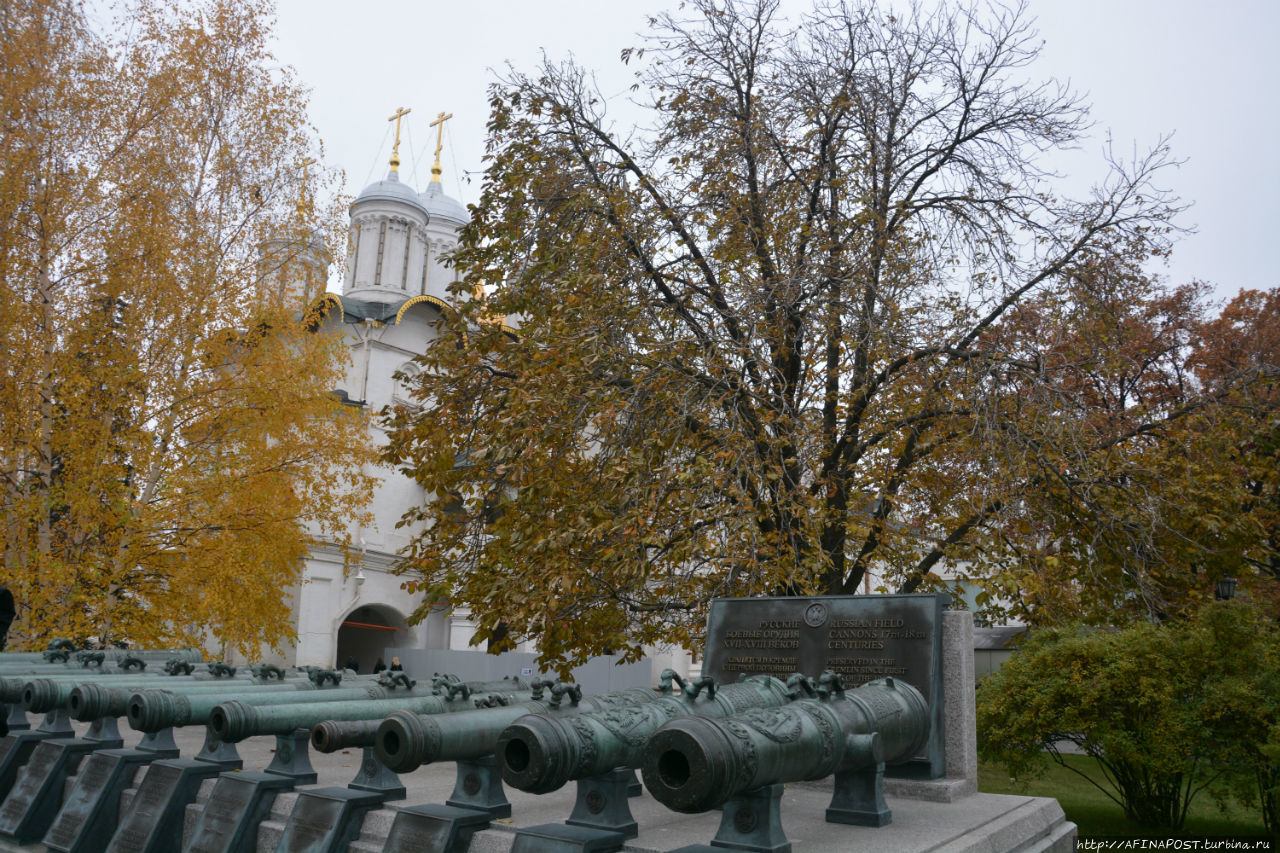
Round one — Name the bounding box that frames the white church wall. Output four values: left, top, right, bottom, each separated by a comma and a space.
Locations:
422, 234, 460, 302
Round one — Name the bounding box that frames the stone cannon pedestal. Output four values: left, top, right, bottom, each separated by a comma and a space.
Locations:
462, 787, 1074, 853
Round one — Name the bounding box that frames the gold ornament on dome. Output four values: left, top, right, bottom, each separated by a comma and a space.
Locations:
387, 106, 411, 173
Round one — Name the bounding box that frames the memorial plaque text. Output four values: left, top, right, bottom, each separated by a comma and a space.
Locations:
702, 594, 949, 778
186, 776, 256, 853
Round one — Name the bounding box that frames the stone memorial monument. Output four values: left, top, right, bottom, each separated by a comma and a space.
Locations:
703, 592, 950, 781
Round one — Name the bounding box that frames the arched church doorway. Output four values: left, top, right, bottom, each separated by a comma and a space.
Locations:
335, 604, 408, 673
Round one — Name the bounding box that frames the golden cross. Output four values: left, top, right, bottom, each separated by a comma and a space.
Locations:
387, 106, 411, 173
429, 110, 453, 183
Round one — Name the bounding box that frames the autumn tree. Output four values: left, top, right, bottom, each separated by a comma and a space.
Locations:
384, 0, 1185, 669
0, 0, 375, 654
1189, 288, 1279, 610
966, 275, 1280, 627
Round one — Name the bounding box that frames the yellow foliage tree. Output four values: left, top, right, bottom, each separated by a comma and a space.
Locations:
0, 0, 375, 654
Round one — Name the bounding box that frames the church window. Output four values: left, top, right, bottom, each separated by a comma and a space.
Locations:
374, 221, 387, 286
392, 362, 422, 408
401, 230, 412, 290
420, 245, 429, 295
349, 225, 361, 287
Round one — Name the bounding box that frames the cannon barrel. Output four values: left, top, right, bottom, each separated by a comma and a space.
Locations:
1, 672, 139, 704
375, 686, 663, 774
0, 663, 150, 679
0, 668, 202, 703
69, 678, 341, 722
310, 719, 381, 753
428, 674, 528, 694
497, 675, 795, 794
309, 681, 535, 753
0, 659, 269, 705
0, 648, 202, 667
210, 690, 526, 743
21, 672, 259, 714
22, 665, 314, 713
0, 646, 84, 663
127, 680, 435, 733
641, 676, 929, 813
0, 650, 202, 679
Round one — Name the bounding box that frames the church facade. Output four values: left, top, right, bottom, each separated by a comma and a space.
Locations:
280, 138, 498, 671
254, 119, 692, 687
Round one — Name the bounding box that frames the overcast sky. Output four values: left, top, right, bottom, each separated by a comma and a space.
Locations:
272, 0, 1279, 305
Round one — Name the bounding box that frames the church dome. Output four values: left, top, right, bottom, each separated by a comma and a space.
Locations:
419, 181, 469, 227
353, 170, 427, 215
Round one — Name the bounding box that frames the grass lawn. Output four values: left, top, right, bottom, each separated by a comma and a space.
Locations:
978, 754, 1271, 839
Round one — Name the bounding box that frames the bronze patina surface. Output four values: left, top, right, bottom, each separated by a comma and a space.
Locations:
702, 593, 949, 778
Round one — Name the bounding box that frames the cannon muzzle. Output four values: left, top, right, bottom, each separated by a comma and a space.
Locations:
497, 713, 570, 794
68, 683, 130, 721
374, 698, 545, 773
310, 719, 380, 753
127, 690, 191, 732
22, 679, 67, 713
374, 709, 439, 773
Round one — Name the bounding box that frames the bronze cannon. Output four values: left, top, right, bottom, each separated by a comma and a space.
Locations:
642, 674, 929, 828
496, 672, 797, 794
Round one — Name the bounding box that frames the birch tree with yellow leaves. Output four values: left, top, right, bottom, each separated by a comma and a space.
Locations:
0, 0, 374, 654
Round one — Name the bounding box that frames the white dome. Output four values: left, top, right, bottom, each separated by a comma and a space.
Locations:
354, 170, 427, 215
419, 182, 468, 227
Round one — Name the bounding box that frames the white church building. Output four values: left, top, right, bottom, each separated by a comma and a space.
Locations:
270, 116, 490, 672
271, 114, 690, 687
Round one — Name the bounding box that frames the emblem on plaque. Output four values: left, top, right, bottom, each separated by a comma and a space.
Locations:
804, 602, 828, 628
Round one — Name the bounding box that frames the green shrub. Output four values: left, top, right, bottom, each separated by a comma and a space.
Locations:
977, 602, 1277, 832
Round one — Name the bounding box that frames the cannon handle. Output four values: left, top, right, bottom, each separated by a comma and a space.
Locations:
546, 681, 582, 710
430, 673, 462, 692
659, 669, 723, 702
684, 675, 716, 701
43, 640, 77, 662
307, 668, 343, 687
657, 669, 684, 695
164, 659, 195, 676
817, 670, 846, 699
785, 673, 818, 699
251, 663, 286, 681
378, 671, 416, 690
529, 678, 558, 701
